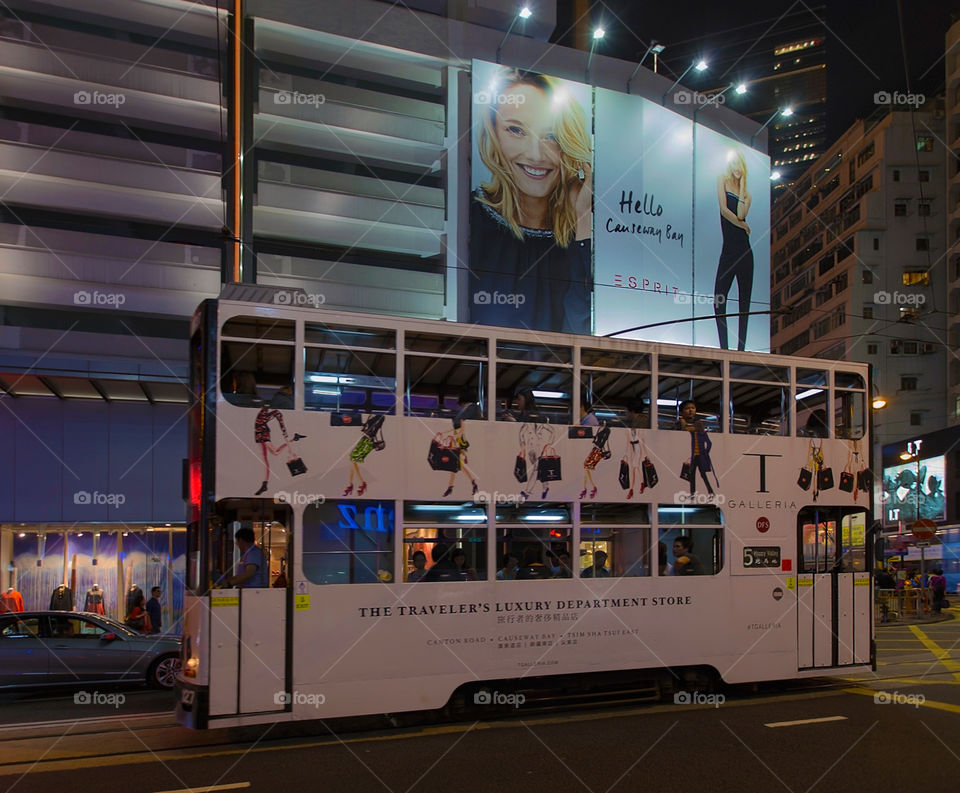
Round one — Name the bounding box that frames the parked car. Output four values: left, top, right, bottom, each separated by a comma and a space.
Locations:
0, 611, 181, 690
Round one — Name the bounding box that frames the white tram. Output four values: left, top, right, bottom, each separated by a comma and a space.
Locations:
176, 296, 874, 729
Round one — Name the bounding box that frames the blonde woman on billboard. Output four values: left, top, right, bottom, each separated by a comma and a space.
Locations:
714, 149, 754, 350
470, 67, 592, 334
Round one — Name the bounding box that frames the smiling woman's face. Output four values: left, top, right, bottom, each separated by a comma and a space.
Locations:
492, 83, 562, 201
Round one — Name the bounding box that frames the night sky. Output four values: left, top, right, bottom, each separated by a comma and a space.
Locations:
554, 0, 960, 141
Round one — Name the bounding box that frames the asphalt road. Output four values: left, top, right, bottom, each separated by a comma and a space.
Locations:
1, 615, 957, 793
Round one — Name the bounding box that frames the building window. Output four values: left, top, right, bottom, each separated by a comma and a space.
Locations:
862, 270, 873, 284
894, 200, 908, 217
900, 376, 918, 391
873, 237, 879, 251
919, 170, 930, 182
903, 271, 930, 286
910, 412, 923, 426
916, 237, 930, 251
867, 343, 879, 355
902, 341, 918, 354
918, 201, 932, 217
893, 169, 900, 181
863, 305, 873, 319
916, 136, 934, 152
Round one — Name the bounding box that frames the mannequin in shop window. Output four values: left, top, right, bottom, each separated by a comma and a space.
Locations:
50, 584, 74, 611
126, 585, 143, 616
84, 584, 105, 615
0, 587, 24, 613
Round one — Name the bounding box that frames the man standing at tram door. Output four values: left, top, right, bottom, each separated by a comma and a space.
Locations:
228, 528, 266, 588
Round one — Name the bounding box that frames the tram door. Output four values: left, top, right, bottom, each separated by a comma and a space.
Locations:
797, 507, 871, 669
208, 507, 290, 717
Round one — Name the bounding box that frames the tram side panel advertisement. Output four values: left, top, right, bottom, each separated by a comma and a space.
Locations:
691, 123, 771, 352
593, 89, 694, 344
468, 60, 594, 335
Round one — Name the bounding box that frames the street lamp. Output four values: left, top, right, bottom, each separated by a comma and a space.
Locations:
585, 26, 605, 83
627, 41, 666, 94
750, 106, 793, 145
662, 59, 708, 104
496, 5, 533, 64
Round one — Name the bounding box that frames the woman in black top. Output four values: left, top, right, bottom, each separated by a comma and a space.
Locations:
470, 68, 593, 334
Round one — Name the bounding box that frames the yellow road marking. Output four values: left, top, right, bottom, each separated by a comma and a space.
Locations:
843, 686, 960, 714
908, 625, 960, 682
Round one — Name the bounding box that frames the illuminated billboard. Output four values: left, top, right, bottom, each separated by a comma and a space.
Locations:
882, 455, 946, 525
467, 61, 771, 347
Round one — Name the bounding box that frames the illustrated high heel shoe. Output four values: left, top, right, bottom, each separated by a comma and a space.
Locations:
255, 481, 268, 495
472, 481, 479, 495
541, 487, 549, 500
342, 484, 353, 496
579, 489, 587, 500
442, 486, 453, 497
589, 487, 597, 499
357, 482, 367, 496
292, 433, 307, 441
520, 492, 529, 501
626, 488, 633, 500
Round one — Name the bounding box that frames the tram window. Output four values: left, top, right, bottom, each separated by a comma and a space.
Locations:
304, 323, 395, 350
496, 364, 573, 424
580, 527, 651, 577
405, 356, 486, 419
797, 369, 830, 438
729, 363, 789, 383
222, 316, 295, 342
839, 511, 868, 572
834, 371, 865, 390
402, 525, 486, 581
496, 340, 572, 365
581, 372, 651, 426
658, 527, 723, 576
581, 349, 651, 371
220, 342, 294, 407
657, 377, 721, 431
497, 527, 571, 580
799, 507, 838, 573
212, 501, 291, 589
406, 331, 488, 358
834, 388, 865, 440
303, 347, 396, 414
730, 383, 788, 435
658, 356, 722, 378
302, 501, 394, 585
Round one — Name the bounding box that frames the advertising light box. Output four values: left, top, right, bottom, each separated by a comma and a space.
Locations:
882, 455, 946, 525
466, 61, 771, 348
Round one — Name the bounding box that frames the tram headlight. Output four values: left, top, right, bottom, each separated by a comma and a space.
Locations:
184, 656, 200, 678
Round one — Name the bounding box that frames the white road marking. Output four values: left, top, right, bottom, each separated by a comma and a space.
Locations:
153, 784, 250, 793
764, 716, 848, 728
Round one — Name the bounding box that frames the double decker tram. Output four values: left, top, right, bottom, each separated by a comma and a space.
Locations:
177, 295, 874, 728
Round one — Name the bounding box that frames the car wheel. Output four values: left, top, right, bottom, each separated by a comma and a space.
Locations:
148, 654, 181, 689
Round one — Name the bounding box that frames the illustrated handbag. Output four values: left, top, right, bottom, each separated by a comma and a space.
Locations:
640, 437, 657, 488
798, 440, 814, 491
680, 461, 692, 482
428, 435, 460, 472
568, 426, 594, 439
537, 445, 562, 482
287, 457, 307, 476
618, 459, 630, 490
514, 453, 528, 483
643, 458, 659, 489
839, 446, 854, 492
818, 466, 834, 491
